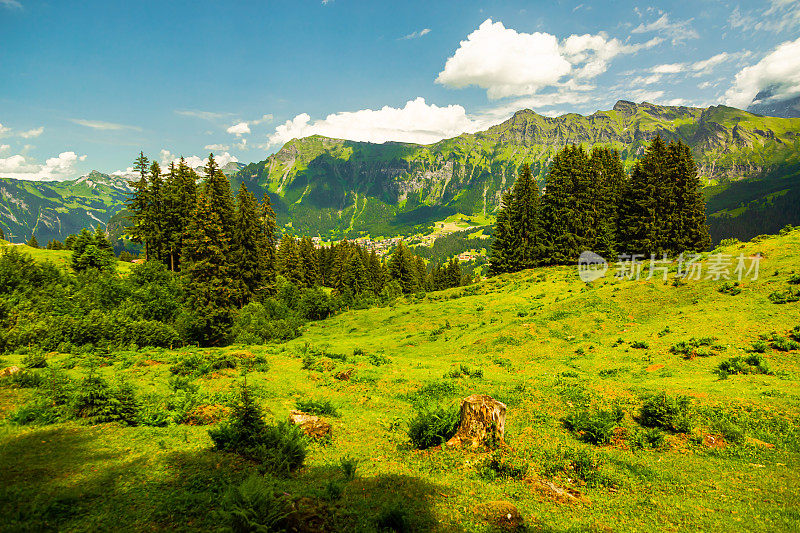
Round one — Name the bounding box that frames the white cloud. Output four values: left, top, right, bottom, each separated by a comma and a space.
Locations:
729, 1, 800, 33
691, 53, 730, 75
204, 143, 230, 151
0, 151, 85, 181
0, 0, 22, 9
175, 109, 230, 120
402, 28, 431, 40
159, 149, 239, 170
0, 123, 9, 135
724, 37, 800, 108
436, 19, 660, 99
251, 114, 273, 125
19, 127, 43, 138
652, 63, 683, 74
268, 97, 494, 147
632, 13, 699, 44
436, 19, 571, 99
70, 119, 141, 131
0, 144, 9, 153
226, 122, 251, 136
698, 80, 714, 89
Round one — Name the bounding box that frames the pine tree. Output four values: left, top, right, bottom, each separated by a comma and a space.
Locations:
387, 241, 417, 293
181, 194, 235, 346
260, 194, 278, 289
298, 237, 320, 287
26, 235, 39, 248
147, 161, 165, 263
203, 154, 236, 237
232, 183, 268, 306
665, 140, 711, 253
488, 191, 513, 275
540, 146, 595, 264
70, 227, 116, 272
366, 250, 385, 294
126, 151, 151, 260
617, 136, 669, 255
507, 164, 544, 270
276, 235, 303, 286
589, 147, 626, 257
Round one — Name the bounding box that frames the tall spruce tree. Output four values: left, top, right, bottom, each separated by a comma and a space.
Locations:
589, 147, 626, 257
127, 151, 151, 260
181, 194, 235, 346
507, 164, 544, 270
276, 235, 303, 286
488, 190, 513, 275
232, 183, 268, 306
298, 237, 320, 287
665, 140, 711, 252
260, 195, 278, 289
540, 145, 595, 264
203, 154, 236, 237
387, 241, 417, 293
147, 161, 165, 263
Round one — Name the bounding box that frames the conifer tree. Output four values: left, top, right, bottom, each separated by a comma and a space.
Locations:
507, 164, 544, 270
203, 154, 236, 237
260, 195, 278, 289
127, 151, 151, 260
387, 241, 417, 293
26, 235, 39, 248
367, 250, 385, 294
181, 194, 234, 346
70, 227, 116, 272
488, 191, 513, 276
147, 161, 165, 263
298, 237, 320, 287
665, 140, 711, 252
232, 183, 268, 306
589, 147, 626, 257
276, 235, 303, 286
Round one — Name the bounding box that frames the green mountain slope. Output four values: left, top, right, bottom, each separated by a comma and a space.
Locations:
233, 100, 800, 240
0, 171, 130, 243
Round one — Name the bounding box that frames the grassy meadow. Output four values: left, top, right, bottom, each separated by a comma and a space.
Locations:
1, 230, 800, 532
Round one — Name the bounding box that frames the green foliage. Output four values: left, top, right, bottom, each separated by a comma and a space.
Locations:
295, 398, 339, 417
72, 374, 139, 426
477, 451, 528, 480
716, 354, 772, 379
213, 475, 289, 533
407, 405, 460, 450
542, 445, 615, 487
770, 333, 800, 351
22, 351, 47, 368
670, 337, 720, 358
563, 406, 624, 445
639, 393, 692, 433
768, 286, 800, 304
630, 340, 649, 349
630, 427, 666, 450
70, 227, 116, 273
751, 340, 769, 353
444, 364, 483, 379
718, 281, 742, 295
209, 383, 307, 475
339, 455, 359, 481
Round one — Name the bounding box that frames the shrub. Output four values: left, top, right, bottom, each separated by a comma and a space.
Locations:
639, 393, 692, 433
8, 398, 62, 425
670, 337, 720, 359
295, 398, 339, 417
716, 354, 772, 378
717, 281, 742, 295
367, 354, 391, 366
376, 504, 408, 533
768, 287, 800, 304
542, 445, 614, 487
751, 340, 768, 353
788, 273, 800, 285
770, 335, 800, 352
138, 394, 171, 427
22, 351, 47, 368
630, 427, 666, 450
563, 406, 624, 445
404, 380, 460, 407
791, 326, 800, 342
213, 475, 289, 532
630, 341, 649, 349
444, 364, 483, 379
210, 383, 307, 475
407, 405, 460, 449
72, 375, 139, 426
712, 418, 745, 444
8, 369, 44, 388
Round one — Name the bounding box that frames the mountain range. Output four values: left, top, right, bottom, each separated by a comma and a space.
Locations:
2, 101, 799, 246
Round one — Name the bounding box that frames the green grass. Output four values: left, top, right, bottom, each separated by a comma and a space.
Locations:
2, 229, 800, 531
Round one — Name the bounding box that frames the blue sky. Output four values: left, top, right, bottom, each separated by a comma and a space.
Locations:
1, 0, 799, 180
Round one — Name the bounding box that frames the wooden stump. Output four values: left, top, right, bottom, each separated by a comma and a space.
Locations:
446, 394, 506, 448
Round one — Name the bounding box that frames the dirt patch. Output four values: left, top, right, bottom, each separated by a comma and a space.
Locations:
645, 363, 664, 372
529, 477, 589, 505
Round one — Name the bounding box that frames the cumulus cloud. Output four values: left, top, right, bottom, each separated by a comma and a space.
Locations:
0, 151, 86, 181
402, 28, 431, 40
436, 19, 660, 99
436, 19, 571, 99
724, 37, 800, 108
70, 119, 141, 131
226, 122, 251, 136
632, 13, 699, 44
652, 63, 683, 74
19, 127, 43, 138
158, 149, 239, 170
268, 97, 493, 147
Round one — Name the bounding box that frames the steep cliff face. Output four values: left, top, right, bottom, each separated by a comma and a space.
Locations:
233, 101, 800, 237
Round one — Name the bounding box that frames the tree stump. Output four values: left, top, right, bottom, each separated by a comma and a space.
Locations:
446, 394, 506, 448
288, 410, 332, 439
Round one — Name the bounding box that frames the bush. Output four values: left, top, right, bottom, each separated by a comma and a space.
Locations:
768, 287, 800, 304
376, 504, 408, 533
443, 364, 483, 379
339, 455, 359, 481
214, 475, 289, 532
788, 273, 800, 285
630, 427, 666, 450
210, 383, 307, 475
72, 374, 139, 426
8, 398, 63, 425
791, 326, 800, 342
717, 281, 742, 295
670, 337, 720, 358
716, 354, 772, 378
770, 335, 800, 352
751, 340, 768, 353
630, 341, 649, 349
639, 393, 692, 433
563, 406, 624, 445
22, 351, 47, 368
407, 405, 460, 449
295, 398, 339, 417
542, 445, 614, 487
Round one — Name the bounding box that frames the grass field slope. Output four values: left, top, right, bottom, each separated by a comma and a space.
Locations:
1, 229, 799, 531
